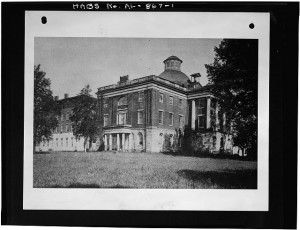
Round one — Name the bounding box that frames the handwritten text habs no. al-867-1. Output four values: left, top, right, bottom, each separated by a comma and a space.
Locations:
73, 3, 174, 10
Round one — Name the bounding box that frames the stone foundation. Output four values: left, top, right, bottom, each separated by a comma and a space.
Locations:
188, 131, 233, 154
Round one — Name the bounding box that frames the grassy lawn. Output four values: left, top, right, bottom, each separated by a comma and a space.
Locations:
33, 151, 257, 189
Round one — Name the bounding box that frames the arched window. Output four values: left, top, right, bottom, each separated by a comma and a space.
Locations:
169, 134, 174, 147
117, 96, 127, 106
138, 132, 143, 146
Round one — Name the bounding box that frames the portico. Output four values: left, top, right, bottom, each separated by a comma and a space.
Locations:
190, 97, 211, 130
103, 129, 133, 151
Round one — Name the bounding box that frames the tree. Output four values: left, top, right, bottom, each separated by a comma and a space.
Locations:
205, 39, 258, 158
70, 85, 98, 152
34, 65, 59, 148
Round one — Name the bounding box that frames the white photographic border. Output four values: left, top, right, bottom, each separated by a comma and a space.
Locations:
24, 11, 269, 211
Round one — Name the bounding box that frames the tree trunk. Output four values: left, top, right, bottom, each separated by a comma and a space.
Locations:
84, 137, 87, 152
89, 138, 92, 152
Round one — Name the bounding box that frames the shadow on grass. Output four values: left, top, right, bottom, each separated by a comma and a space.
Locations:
177, 169, 257, 189
48, 183, 134, 188
162, 151, 256, 161
34, 151, 52, 155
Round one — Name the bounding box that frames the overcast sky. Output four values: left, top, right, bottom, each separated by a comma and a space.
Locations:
34, 37, 222, 98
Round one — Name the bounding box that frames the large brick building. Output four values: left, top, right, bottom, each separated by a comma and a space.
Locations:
36, 55, 233, 154
97, 56, 233, 153
35, 94, 98, 152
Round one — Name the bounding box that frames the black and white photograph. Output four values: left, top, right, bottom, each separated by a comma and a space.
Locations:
33, 37, 258, 190
23, 11, 269, 211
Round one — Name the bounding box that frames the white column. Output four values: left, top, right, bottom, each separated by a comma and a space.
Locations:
125, 134, 128, 151
129, 133, 132, 151
109, 134, 112, 150
104, 135, 107, 150
206, 97, 211, 129
117, 133, 120, 151
132, 134, 135, 150
191, 100, 196, 130
122, 133, 125, 151
216, 102, 219, 130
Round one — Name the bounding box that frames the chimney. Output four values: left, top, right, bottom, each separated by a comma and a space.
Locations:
54, 96, 59, 101
190, 73, 201, 83
64, 93, 69, 99
120, 75, 129, 83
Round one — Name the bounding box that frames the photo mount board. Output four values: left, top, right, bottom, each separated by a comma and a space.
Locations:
2, 3, 298, 226
24, 11, 269, 211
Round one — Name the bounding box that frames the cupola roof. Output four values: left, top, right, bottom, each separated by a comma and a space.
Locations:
163, 55, 183, 63
159, 55, 189, 87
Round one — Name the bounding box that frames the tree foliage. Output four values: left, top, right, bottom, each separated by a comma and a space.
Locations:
205, 39, 258, 157
34, 65, 59, 146
70, 85, 98, 151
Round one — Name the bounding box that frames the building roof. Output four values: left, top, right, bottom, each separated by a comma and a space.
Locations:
163, 55, 183, 63
158, 69, 190, 87
187, 84, 212, 94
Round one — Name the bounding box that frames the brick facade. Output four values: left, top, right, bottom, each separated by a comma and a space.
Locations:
37, 56, 233, 154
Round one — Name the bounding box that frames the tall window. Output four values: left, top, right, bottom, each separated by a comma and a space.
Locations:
213, 136, 217, 148
56, 138, 58, 147
66, 112, 69, 120
198, 100, 205, 128
61, 124, 63, 133
104, 115, 109, 127
169, 134, 174, 147
138, 132, 143, 146
169, 113, 174, 126
159, 93, 164, 103
117, 112, 127, 125
71, 137, 74, 147
179, 115, 184, 128
138, 92, 144, 102
66, 138, 68, 147
179, 98, 183, 107
138, 110, 144, 124
61, 138, 63, 146
159, 111, 164, 124
220, 137, 224, 150
169, 96, 173, 105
